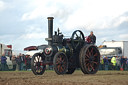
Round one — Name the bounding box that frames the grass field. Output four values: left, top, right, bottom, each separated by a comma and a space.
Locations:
0, 70, 128, 85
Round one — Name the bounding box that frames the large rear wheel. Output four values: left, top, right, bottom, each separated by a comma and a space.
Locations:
31, 53, 46, 75
79, 44, 100, 74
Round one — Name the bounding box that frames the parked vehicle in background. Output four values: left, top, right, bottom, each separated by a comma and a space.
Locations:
0, 43, 12, 70
99, 41, 128, 70
99, 41, 128, 57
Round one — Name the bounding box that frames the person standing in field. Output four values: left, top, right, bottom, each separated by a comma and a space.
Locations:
11, 55, 16, 71
16, 55, 21, 71
120, 56, 126, 70
25, 55, 31, 70
103, 56, 109, 70
116, 56, 121, 70
111, 56, 116, 70
21, 54, 25, 70
1, 53, 7, 71
126, 57, 128, 70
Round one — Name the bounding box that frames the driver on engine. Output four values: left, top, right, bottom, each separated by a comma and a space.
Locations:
88, 31, 96, 44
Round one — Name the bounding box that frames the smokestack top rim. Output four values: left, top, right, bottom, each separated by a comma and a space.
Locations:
47, 17, 54, 20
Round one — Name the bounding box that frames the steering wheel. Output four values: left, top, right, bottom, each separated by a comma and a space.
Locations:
71, 30, 85, 50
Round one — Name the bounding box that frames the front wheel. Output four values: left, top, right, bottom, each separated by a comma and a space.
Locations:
31, 53, 46, 75
53, 52, 68, 75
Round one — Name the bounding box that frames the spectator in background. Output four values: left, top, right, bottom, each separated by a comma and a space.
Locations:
99, 56, 104, 70
25, 55, 29, 70
1, 53, 7, 71
16, 55, 21, 71
124, 57, 127, 70
111, 56, 116, 70
88, 31, 96, 44
126, 57, 128, 70
120, 56, 125, 70
25, 55, 31, 70
21, 54, 25, 70
103, 56, 109, 70
11, 55, 16, 71
116, 56, 121, 70
99, 56, 103, 70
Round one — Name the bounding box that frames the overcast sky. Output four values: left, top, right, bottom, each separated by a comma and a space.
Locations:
0, 0, 128, 53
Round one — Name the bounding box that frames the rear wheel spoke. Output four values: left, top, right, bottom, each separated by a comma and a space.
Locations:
85, 59, 89, 62
91, 48, 94, 55
90, 64, 94, 71
93, 61, 98, 65
85, 54, 90, 58
94, 53, 98, 57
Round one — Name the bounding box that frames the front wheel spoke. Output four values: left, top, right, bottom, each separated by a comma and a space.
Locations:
56, 62, 59, 65
56, 59, 61, 64
61, 58, 65, 62
87, 64, 90, 71
38, 56, 41, 61
59, 57, 62, 61
62, 62, 66, 65
35, 57, 38, 62
90, 64, 94, 71
59, 65, 61, 71
57, 65, 60, 71
60, 66, 63, 72
37, 56, 40, 62
34, 59, 37, 63
62, 65, 65, 70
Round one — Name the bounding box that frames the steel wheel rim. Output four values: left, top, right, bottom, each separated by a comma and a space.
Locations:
83, 46, 99, 73
55, 54, 67, 73
33, 55, 45, 73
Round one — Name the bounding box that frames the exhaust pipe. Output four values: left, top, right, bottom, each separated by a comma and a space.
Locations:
45, 17, 54, 45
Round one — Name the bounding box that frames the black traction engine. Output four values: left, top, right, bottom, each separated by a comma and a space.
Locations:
31, 17, 100, 75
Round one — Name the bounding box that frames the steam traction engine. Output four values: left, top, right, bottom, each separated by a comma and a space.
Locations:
31, 17, 100, 75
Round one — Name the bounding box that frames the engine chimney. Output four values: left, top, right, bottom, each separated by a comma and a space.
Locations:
45, 17, 54, 45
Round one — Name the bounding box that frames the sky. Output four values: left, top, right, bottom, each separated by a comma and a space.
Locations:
0, 0, 128, 53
